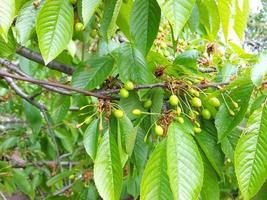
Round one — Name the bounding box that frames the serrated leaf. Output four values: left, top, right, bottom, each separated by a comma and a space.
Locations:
15, 0, 42, 45
215, 78, 254, 141
52, 96, 70, 124
196, 121, 224, 178
72, 55, 114, 90
140, 140, 173, 200
150, 88, 164, 124
218, 0, 232, 41
94, 132, 123, 200
115, 43, 154, 84
235, 104, 267, 200
251, 53, 267, 87
0, 0, 15, 41
221, 128, 241, 161
233, 0, 249, 41
80, 0, 101, 27
36, 0, 74, 64
101, 0, 122, 40
167, 122, 204, 200
0, 30, 16, 57
117, 0, 133, 39
83, 119, 99, 160
130, 0, 160, 56
157, 0, 196, 37
200, 152, 220, 200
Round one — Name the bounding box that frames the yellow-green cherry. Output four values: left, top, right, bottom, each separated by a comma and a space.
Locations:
208, 97, 220, 107
192, 97, 202, 108
201, 109, 211, 120
113, 109, 124, 119
124, 81, 134, 90
194, 127, 202, 134
75, 22, 85, 32
176, 117, 184, 124
144, 100, 152, 108
132, 109, 141, 116
155, 125, 164, 136
119, 88, 129, 98
169, 95, 179, 106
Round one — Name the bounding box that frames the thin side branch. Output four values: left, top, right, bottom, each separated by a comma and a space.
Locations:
16, 46, 75, 75
4, 76, 47, 110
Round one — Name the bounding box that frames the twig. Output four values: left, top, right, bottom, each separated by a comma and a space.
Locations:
0, 58, 71, 95
16, 46, 74, 75
0, 70, 114, 100
4, 76, 47, 111
0, 191, 7, 200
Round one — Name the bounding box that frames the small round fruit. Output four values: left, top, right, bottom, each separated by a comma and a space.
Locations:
119, 88, 129, 98
201, 109, 211, 120
124, 81, 134, 90
169, 95, 179, 106
192, 97, 202, 108
69, 0, 77, 4
194, 127, 202, 134
229, 110, 235, 116
144, 100, 152, 108
75, 22, 85, 32
113, 109, 124, 119
69, 175, 75, 180
208, 97, 220, 107
176, 107, 182, 115
132, 109, 141, 116
155, 125, 164, 136
176, 117, 184, 124
189, 88, 200, 97
233, 101, 239, 108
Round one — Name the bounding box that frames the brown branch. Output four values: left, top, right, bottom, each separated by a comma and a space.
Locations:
16, 46, 75, 75
4, 76, 47, 111
0, 58, 71, 95
0, 70, 114, 100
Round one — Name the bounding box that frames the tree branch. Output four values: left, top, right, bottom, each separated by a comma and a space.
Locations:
16, 46, 75, 75
4, 76, 47, 111
0, 70, 114, 100
0, 58, 71, 95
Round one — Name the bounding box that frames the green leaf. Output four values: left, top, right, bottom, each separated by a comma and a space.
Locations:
0, 30, 16, 57
251, 53, 267, 87
196, 121, 225, 178
0, 0, 15, 41
150, 88, 164, 124
140, 140, 173, 200
80, 0, 101, 27
167, 122, 203, 200
100, 0, 122, 40
215, 78, 254, 141
158, 0, 196, 37
221, 128, 240, 161
13, 169, 34, 197
36, 0, 74, 64
233, 0, 249, 41
0, 136, 18, 151
72, 55, 114, 90
130, 0, 160, 56
83, 119, 99, 160
200, 152, 220, 200
23, 100, 42, 133
218, 0, 232, 41
235, 104, 267, 200
46, 170, 73, 186
174, 50, 199, 68
115, 43, 154, 84
15, 0, 42, 45
52, 96, 70, 124
94, 132, 123, 200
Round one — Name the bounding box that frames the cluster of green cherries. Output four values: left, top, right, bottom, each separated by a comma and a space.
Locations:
113, 81, 222, 137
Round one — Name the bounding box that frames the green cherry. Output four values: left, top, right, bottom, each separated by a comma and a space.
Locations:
144, 100, 152, 108
208, 97, 220, 107
169, 95, 179, 106
132, 109, 141, 116
75, 22, 85, 32
194, 127, 202, 134
192, 97, 202, 108
176, 117, 184, 124
155, 125, 164, 136
201, 109, 211, 120
124, 81, 134, 90
176, 107, 182, 115
119, 88, 129, 98
113, 109, 124, 119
